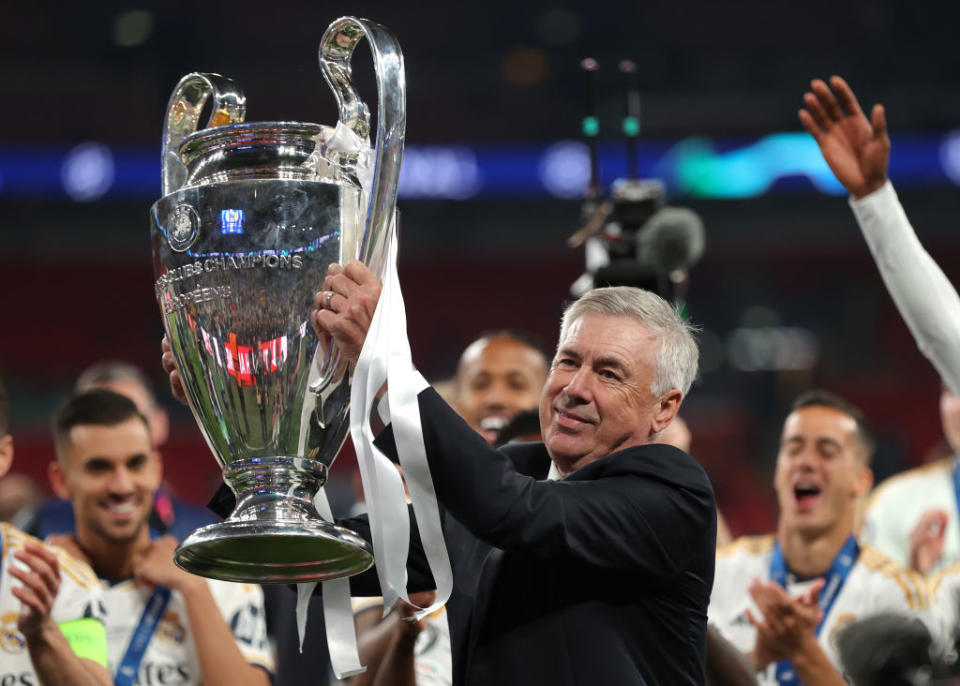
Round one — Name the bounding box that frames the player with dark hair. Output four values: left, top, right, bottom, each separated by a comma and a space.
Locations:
47, 389, 273, 686
709, 390, 928, 685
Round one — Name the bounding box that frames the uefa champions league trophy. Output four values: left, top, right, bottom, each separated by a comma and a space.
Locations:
149, 17, 404, 583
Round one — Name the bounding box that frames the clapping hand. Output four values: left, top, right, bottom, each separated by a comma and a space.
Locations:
10, 542, 64, 639
746, 578, 824, 669
909, 509, 949, 576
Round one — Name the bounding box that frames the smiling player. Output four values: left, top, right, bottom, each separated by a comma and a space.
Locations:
708, 391, 930, 685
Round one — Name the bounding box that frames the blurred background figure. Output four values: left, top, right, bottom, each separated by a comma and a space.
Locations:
0, 472, 45, 529
710, 391, 927, 685
27, 360, 217, 541
863, 384, 960, 575
450, 331, 549, 444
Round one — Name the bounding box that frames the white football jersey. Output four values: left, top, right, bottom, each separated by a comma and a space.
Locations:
0, 522, 106, 685
928, 560, 960, 647
103, 576, 274, 685
862, 457, 960, 575
709, 535, 930, 684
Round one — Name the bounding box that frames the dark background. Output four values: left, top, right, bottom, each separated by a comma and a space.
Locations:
3, 0, 959, 535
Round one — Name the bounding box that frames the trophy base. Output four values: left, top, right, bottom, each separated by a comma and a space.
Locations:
174, 519, 374, 584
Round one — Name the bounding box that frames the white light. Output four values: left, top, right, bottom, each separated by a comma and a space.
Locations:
112, 10, 154, 48
727, 327, 819, 372
398, 146, 481, 199
939, 130, 960, 186
61, 142, 115, 202
539, 140, 590, 198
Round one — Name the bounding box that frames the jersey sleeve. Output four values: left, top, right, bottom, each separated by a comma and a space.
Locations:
208, 580, 275, 674
861, 486, 912, 569
928, 562, 960, 651
850, 181, 960, 397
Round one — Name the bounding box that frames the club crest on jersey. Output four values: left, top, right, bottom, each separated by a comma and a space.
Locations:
0, 611, 25, 654
157, 610, 187, 646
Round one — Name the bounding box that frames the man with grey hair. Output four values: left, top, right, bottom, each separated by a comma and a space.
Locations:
169, 266, 717, 685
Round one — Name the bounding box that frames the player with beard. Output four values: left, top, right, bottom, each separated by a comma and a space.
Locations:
47, 389, 273, 686
709, 391, 930, 685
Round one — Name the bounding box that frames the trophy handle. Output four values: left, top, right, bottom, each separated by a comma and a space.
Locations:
319, 17, 406, 277
161, 73, 247, 196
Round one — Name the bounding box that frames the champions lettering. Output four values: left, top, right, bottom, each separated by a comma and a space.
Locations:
162, 286, 233, 314
154, 254, 304, 296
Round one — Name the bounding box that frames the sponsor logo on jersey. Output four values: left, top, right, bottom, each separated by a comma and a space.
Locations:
136, 662, 191, 685
0, 673, 38, 685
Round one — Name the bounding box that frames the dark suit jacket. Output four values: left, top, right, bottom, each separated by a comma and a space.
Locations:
344, 388, 717, 685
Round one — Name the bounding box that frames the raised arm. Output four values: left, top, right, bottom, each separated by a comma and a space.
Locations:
801, 76, 960, 397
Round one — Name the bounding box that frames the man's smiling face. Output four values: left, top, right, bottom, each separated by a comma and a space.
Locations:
540, 313, 668, 475
55, 417, 160, 546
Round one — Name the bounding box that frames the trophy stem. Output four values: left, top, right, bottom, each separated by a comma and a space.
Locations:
174, 456, 374, 584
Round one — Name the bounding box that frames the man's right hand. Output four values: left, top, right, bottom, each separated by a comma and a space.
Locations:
909, 508, 949, 576
799, 75, 890, 199
312, 260, 383, 366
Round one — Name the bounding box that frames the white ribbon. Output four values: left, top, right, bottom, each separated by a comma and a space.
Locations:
350, 222, 453, 620
293, 122, 453, 678
293, 336, 364, 679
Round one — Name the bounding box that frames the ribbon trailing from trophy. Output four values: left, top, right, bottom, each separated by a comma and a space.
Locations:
340, 116, 453, 618
294, 121, 452, 679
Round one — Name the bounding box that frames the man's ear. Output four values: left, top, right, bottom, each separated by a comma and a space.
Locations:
853, 465, 874, 499
0, 434, 13, 479
48, 460, 70, 500
150, 450, 164, 490
651, 390, 683, 435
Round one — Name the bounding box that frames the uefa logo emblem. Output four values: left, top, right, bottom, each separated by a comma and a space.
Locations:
167, 204, 200, 252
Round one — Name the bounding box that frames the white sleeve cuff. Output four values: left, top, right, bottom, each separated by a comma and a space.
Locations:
848, 180, 898, 228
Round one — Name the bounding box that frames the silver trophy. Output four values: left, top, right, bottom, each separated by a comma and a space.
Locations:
149, 17, 404, 583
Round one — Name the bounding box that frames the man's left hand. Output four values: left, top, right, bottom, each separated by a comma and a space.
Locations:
10, 542, 63, 638
132, 535, 202, 594
746, 578, 823, 668
312, 260, 382, 365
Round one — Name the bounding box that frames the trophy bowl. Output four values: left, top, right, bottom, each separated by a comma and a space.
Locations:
149, 17, 404, 583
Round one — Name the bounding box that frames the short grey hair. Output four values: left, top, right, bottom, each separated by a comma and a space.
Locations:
558, 287, 699, 396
